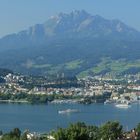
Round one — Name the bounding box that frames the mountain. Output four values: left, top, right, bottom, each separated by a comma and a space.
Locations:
0, 10, 140, 77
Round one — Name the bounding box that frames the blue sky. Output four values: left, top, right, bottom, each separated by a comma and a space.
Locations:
0, 0, 140, 37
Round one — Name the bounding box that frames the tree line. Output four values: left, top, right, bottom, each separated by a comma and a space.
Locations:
1, 121, 140, 140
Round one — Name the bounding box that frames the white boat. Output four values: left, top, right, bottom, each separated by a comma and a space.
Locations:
115, 99, 131, 108
115, 103, 130, 108
58, 109, 79, 114
104, 99, 114, 104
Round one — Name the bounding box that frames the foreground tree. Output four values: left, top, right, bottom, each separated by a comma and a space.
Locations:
136, 123, 140, 140
54, 122, 99, 140
66, 122, 89, 140
1, 128, 21, 140
54, 128, 67, 140
99, 121, 123, 140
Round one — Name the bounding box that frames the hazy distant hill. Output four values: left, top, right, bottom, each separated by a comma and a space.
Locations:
0, 10, 140, 77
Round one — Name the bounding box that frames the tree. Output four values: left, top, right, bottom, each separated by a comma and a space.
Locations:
54, 122, 103, 140
99, 121, 123, 140
136, 123, 140, 139
0, 130, 3, 135
10, 128, 21, 138
1, 128, 21, 140
54, 128, 67, 140
66, 122, 89, 140
87, 126, 99, 140
21, 131, 28, 140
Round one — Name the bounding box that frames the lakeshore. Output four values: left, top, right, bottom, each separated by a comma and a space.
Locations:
0, 99, 28, 103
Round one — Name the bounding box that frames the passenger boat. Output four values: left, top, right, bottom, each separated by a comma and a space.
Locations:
115, 100, 131, 108
58, 109, 79, 114
115, 103, 130, 108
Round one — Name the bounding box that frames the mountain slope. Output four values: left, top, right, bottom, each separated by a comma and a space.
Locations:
0, 10, 140, 77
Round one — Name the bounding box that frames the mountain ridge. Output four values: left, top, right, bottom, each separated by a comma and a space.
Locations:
0, 10, 140, 77
1, 10, 140, 43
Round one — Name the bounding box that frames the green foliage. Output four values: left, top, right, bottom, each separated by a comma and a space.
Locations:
54, 128, 67, 140
136, 123, 140, 139
78, 58, 140, 78
99, 121, 123, 140
1, 121, 140, 140
1, 128, 21, 140
27, 94, 48, 104
65, 60, 83, 70
0, 93, 49, 104
53, 121, 123, 140
66, 122, 89, 140
1, 129, 42, 140
54, 122, 99, 140
20, 132, 28, 140
136, 123, 140, 133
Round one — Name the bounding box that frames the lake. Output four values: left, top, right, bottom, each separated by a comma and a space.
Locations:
0, 103, 140, 133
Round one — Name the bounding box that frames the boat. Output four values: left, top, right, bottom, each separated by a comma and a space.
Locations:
58, 109, 79, 114
115, 100, 131, 108
115, 103, 130, 108
104, 99, 114, 104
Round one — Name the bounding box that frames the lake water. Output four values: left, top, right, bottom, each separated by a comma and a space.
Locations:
0, 103, 140, 133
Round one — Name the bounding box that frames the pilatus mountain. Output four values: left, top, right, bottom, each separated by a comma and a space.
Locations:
0, 10, 140, 77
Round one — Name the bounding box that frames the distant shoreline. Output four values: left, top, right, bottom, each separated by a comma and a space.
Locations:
0, 99, 28, 103
0, 98, 104, 105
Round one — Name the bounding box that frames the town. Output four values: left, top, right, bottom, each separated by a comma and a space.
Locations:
0, 69, 140, 105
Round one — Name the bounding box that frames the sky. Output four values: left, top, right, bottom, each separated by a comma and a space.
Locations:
0, 0, 140, 37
